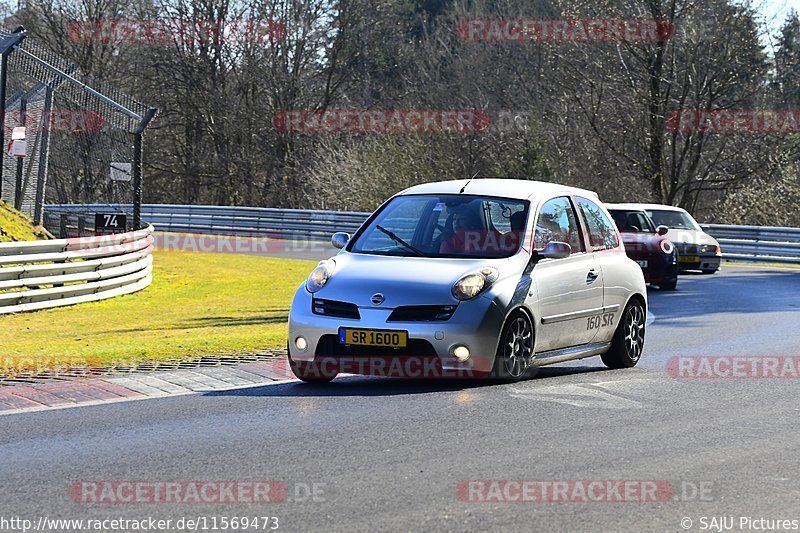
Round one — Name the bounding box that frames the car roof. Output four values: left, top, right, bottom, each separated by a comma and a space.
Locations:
605, 204, 648, 212
608, 202, 687, 212
397, 179, 599, 202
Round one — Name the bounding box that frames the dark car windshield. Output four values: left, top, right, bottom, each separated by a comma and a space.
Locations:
646, 209, 701, 230
349, 194, 530, 258
609, 209, 657, 233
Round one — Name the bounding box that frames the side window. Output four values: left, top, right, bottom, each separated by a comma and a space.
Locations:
534, 197, 584, 253
575, 197, 620, 251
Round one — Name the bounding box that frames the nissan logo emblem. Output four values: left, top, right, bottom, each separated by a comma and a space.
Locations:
371, 293, 385, 305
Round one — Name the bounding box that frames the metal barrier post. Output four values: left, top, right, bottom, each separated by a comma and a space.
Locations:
0, 28, 26, 200
132, 108, 157, 230
32, 85, 52, 225
13, 94, 25, 210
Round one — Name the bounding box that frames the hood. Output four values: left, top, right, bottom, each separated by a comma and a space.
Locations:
619, 232, 666, 255
314, 252, 512, 307
619, 231, 665, 245
664, 228, 718, 246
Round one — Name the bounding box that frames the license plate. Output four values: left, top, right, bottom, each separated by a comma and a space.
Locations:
636, 260, 649, 268
679, 255, 700, 263
339, 328, 408, 347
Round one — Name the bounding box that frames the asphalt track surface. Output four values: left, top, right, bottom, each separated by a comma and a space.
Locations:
1, 265, 799, 532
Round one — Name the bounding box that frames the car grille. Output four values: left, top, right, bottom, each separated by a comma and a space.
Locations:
677, 244, 699, 255
312, 298, 360, 319
314, 335, 438, 357
387, 305, 457, 322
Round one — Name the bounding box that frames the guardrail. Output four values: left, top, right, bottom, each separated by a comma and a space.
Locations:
45, 204, 370, 239
0, 225, 154, 315
701, 224, 800, 265
45, 204, 800, 265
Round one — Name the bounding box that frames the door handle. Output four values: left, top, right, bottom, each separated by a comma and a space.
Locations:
586, 269, 599, 284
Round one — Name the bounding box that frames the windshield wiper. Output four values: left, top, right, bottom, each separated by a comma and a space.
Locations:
376, 225, 423, 256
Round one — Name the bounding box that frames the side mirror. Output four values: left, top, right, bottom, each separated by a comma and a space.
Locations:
538, 241, 571, 260
331, 232, 350, 249
656, 225, 669, 236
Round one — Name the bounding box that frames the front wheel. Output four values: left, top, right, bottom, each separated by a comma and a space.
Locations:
288, 353, 337, 383
492, 311, 534, 382
601, 299, 645, 369
658, 278, 678, 291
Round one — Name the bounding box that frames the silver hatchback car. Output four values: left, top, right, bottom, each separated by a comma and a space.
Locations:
288, 179, 647, 383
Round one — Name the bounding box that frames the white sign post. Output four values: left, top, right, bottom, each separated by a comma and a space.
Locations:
8, 126, 26, 157
110, 162, 132, 182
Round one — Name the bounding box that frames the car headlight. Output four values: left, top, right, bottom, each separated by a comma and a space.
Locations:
700, 244, 720, 254
659, 240, 675, 255
306, 260, 335, 293
452, 267, 499, 301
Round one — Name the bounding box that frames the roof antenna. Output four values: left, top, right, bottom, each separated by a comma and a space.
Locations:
459, 170, 480, 193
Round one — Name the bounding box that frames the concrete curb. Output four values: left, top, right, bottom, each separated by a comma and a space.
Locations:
0, 358, 295, 415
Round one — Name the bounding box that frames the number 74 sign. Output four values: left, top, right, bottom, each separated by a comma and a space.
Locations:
95, 213, 127, 233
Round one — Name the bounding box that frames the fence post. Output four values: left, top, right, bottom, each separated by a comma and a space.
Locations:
132, 108, 157, 230
0, 29, 27, 202
32, 85, 52, 225
33, 65, 74, 226
13, 95, 25, 210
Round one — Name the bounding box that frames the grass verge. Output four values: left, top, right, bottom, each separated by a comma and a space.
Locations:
0, 200, 52, 242
1, 249, 315, 373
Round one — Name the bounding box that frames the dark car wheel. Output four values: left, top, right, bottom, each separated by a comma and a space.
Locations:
658, 278, 678, 291
601, 299, 645, 369
492, 311, 534, 382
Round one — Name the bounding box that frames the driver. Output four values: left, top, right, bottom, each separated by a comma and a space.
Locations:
440, 206, 506, 254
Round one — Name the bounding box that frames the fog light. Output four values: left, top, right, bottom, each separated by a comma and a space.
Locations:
452, 345, 471, 361
295, 336, 308, 351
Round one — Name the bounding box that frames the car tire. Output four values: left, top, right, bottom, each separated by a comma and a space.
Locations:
658, 278, 678, 291
601, 299, 646, 369
491, 311, 534, 382
288, 351, 337, 383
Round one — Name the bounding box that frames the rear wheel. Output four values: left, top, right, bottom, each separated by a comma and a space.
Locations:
601, 299, 645, 369
492, 311, 534, 382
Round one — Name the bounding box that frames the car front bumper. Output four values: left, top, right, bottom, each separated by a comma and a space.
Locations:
626, 252, 678, 284
678, 252, 721, 271
288, 287, 506, 376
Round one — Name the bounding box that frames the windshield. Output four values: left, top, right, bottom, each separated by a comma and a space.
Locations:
349, 194, 530, 258
609, 209, 657, 233
645, 209, 701, 230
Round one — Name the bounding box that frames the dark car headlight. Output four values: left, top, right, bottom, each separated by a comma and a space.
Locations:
699, 244, 720, 254
659, 240, 675, 255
